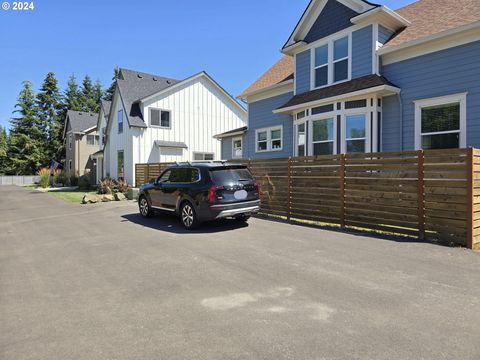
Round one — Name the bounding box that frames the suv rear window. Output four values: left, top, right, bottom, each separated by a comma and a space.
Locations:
209, 167, 254, 183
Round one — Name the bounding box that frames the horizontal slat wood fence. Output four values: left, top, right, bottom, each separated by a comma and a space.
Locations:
135, 148, 480, 249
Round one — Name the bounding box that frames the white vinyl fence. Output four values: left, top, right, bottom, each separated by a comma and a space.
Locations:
0, 176, 40, 186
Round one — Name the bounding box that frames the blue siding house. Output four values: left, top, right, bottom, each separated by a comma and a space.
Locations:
215, 0, 480, 159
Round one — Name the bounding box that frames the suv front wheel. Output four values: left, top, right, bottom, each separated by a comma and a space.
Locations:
139, 196, 153, 218
180, 201, 198, 229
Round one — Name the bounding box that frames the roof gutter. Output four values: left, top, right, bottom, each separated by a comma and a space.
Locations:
273, 84, 400, 114
238, 79, 294, 101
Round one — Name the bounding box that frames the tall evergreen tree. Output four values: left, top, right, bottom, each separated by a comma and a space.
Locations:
64, 74, 82, 112
36, 72, 63, 161
103, 66, 119, 101
0, 125, 8, 175
80, 75, 100, 113
7, 81, 45, 174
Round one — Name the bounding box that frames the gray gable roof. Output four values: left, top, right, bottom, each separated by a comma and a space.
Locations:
101, 100, 111, 116
67, 110, 98, 133
117, 68, 181, 128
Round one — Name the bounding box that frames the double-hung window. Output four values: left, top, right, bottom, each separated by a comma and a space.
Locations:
314, 45, 329, 88
312, 118, 334, 155
118, 110, 123, 134
150, 108, 171, 128
313, 35, 349, 88
86, 135, 99, 146
232, 137, 243, 158
256, 126, 282, 152
414, 93, 466, 150
68, 134, 72, 150
345, 114, 366, 153
333, 36, 349, 83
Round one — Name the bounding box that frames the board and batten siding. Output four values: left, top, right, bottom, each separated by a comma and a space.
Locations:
352, 25, 373, 79
134, 76, 246, 164
105, 93, 134, 184
295, 50, 311, 94
381, 40, 480, 151
245, 92, 294, 159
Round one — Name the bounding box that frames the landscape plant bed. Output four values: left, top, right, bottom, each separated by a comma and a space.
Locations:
47, 189, 97, 204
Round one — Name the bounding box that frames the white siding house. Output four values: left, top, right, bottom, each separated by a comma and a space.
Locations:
102, 68, 247, 185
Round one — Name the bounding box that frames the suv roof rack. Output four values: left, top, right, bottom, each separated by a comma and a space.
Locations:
173, 160, 229, 166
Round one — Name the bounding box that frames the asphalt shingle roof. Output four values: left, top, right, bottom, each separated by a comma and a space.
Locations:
276, 74, 397, 110
117, 68, 181, 128
100, 100, 111, 116
67, 110, 98, 133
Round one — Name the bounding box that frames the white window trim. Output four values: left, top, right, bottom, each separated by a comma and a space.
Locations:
192, 152, 215, 161
255, 126, 283, 153
310, 115, 337, 155
310, 32, 352, 90
342, 111, 372, 154
232, 136, 243, 159
414, 93, 467, 150
294, 120, 307, 157
117, 110, 124, 134
149, 107, 171, 129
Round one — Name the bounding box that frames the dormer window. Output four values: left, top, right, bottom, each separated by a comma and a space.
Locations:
313, 35, 350, 89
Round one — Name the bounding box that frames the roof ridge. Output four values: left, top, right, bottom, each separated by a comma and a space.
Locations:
118, 67, 181, 82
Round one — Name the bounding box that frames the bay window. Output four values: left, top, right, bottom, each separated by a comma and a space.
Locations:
296, 122, 306, 156
256, 126, 283, 152
312, 118, 334, 155
414, 93, 466, 150
345, 114, 366, 153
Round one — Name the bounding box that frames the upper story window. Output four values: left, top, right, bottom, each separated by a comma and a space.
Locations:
150, 108, 171, 128
313, 35, 349, 88
86, 135, 99, 146
118, 110, 123, 134
68, 134, 72, 150
101, 127, 106, 145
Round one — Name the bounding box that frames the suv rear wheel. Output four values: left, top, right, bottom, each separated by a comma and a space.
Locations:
180, 201, 198, 229
139, 196, 153, 218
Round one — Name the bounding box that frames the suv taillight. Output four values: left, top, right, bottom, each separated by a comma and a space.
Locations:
256, 181, 261, 195
208, 185, 224, 204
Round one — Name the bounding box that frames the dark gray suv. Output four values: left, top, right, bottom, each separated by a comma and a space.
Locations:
138, 163, 260, 229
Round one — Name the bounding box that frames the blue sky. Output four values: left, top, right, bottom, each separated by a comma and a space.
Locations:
0, 0, 414, 130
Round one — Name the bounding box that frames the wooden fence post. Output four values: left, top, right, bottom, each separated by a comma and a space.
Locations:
340, 153, 346, 229
287, 157, 292, 221
467, 147, 474, 249
417, 150, 425, 240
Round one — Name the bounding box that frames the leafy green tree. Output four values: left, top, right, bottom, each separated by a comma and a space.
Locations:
0, 125, 8, 175
103, 66, 119, 101
36, 72, 63, 161
7, 81, 45, 174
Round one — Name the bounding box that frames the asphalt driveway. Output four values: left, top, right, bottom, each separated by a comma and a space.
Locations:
1, 186, 480, 360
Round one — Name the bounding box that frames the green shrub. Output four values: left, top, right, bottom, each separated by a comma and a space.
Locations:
78, 174, 91, 190
68, 172, 79, 186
